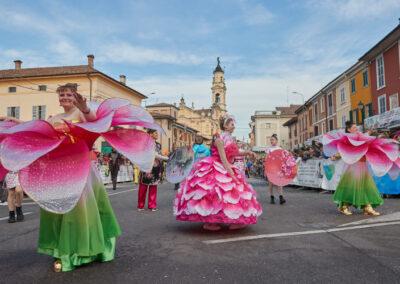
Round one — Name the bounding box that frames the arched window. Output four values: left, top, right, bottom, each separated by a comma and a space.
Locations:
215, 93, 220, 103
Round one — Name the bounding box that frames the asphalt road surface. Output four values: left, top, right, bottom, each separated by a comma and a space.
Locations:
1, 178, 400, 283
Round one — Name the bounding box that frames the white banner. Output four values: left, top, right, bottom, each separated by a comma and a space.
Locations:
98, 164, 135, 184
321, 159, 347, 191
291, 159, 323, 188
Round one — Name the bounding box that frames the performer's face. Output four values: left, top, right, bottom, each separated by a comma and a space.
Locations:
348, 124, 358, 134
150, 131, 158, 140
270, 137, 277, 146
224, 121, 235, 133
58, 88, 75, 108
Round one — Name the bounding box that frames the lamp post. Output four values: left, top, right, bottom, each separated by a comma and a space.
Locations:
358, 101, 364, 131
143, 92, 156, 107
292, 91, 305, 104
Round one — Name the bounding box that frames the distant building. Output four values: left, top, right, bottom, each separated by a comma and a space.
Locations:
145, 103, 198, 152
249, 105, 301, 151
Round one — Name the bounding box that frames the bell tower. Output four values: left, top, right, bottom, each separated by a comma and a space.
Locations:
211, 57, 227, 116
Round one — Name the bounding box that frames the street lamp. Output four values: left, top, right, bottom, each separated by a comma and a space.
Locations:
143, 92, 156, 107
292, 91, 305, 104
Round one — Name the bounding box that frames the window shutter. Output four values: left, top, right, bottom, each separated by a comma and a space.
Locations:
349, 110, 353, 122
41, 105, 46, 120
7, 107, 11, 117
15, 107, 20, 119
33, 106, 38, 120
368, 103, 373, 117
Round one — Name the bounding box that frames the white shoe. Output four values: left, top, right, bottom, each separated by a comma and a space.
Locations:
137, 208, 144, 211
151, 208, 158, 212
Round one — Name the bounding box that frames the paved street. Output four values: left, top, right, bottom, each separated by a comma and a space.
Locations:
1, 178, 400, 283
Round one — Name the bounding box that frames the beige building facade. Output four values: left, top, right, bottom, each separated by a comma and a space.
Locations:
0, 55, 146, 150
249, 105, 300, 151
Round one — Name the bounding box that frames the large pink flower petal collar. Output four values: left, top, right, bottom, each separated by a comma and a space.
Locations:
0, 98, 163, 213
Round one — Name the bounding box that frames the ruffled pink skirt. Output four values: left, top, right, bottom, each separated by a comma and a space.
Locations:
174, 157, 262, 224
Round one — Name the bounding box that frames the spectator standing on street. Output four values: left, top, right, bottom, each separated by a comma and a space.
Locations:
265, 134, 286, 205
5, 171, 24, 223
138, 129, 169, 211
109, 147, 122, 190
193, 136, 211, 162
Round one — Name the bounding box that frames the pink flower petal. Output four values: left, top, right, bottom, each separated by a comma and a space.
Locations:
96, 98, 130, 118
388, 163, 400, 181
65, 111, 114, 133
1, 132, 65, 171
223, 203, 244, 219
337, 140, 368, 164
3, 120, 58, 137
215, 173, 232, 183
223, 189, 241, 204
101, 128, 155, 172
0, 161, 8, 181
19, 140, 90, 214
366, 147, 394, 177
0, 121, 19, 132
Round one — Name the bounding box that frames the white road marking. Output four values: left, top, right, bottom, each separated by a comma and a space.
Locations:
338, 212, 400, 227
203, 221, 400, 244
108, 188, 138, 196
0, 211, 33, 221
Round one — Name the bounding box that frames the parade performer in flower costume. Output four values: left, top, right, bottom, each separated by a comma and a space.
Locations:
323, 121, 399, 216
0, 83, 163, 272
174, 116, 262, 231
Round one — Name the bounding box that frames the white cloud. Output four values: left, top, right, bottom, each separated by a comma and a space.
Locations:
237, 0, 275, 26
307, 0, 400, 20
97, 41, 213, 65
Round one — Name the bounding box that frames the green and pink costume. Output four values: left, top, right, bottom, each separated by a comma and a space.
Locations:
323, 132, 399, 210
0, 98, 163, 271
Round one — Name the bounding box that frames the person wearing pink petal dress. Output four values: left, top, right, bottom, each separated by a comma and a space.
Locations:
0, 83, 162, 272
174, 115, 262, 231
323, 121, 399, 216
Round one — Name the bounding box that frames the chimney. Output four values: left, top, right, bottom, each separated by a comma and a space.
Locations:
120, 75, 126, 85
14, 60, 22, 70
87, 54, 94, 67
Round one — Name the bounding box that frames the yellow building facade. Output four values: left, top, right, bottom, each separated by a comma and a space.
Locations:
349, 64, 373, 125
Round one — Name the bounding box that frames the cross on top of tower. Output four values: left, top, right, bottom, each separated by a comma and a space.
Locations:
214, 57, 224, 73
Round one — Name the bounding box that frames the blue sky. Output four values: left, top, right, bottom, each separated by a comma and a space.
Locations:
1, 0, 400, 140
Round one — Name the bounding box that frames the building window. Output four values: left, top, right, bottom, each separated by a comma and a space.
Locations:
265, 123, 271, 129
215, 93, 220, 103
351, 78, 356, 94
389, 93, 399, 110
366, 103, 373, 117
320, 97, 325, 112
378, 94, 386, 114
309, 109, 312, 125
362, 70, 368, 87
7, 106, 20, 119
314, 125, 319, 136
305, 114, 307, 129
33, 105, 46, 120
340, 87, 345, 104
341, 115, 346, 128
322, 122, 325, 135
327, 93, 333, 115
168, 121, 171, 130
376, 55, 385, 89
39, 85, 47, 91
8, 87, 16, 93
329, 119, 334, 131
302, 117, 305, 130
314, 102, 318, 121
353, 109, 359, 125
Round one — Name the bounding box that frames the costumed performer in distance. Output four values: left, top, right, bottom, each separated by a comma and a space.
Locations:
324, 121, 399, 216
174, 115, 262, 231
0, 83, 160, 272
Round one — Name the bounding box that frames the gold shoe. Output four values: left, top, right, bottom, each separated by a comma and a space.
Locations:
338, 204, 352, 215
363, 204, 380, 216
54, 260, 62, 272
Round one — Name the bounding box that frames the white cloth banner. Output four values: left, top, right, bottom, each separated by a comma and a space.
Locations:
98, 164, 135, 184
321, 159, 347, 191
291, 159, 323, 188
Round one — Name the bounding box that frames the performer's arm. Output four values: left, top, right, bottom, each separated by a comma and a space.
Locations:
237, 150, 256, 158
73, 93, 97, 122
155, 153, 169, 161
0, 116, 22, 123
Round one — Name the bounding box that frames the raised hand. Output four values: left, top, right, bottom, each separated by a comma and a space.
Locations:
73, 93, 89, 113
